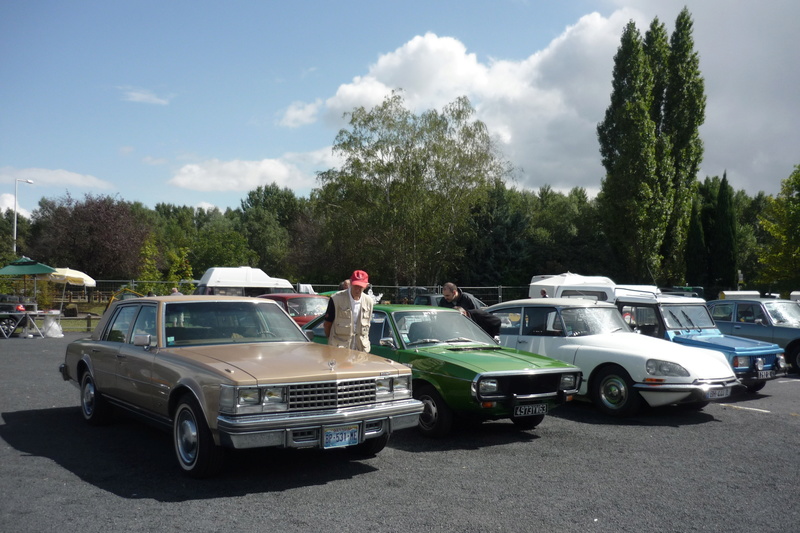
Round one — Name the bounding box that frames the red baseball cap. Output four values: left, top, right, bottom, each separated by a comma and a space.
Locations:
350, 270, 369, 288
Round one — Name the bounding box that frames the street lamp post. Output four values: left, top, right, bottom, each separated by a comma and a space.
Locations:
13, 179, 34, 255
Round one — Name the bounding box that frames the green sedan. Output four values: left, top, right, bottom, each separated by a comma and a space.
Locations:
305, 304, 582, 437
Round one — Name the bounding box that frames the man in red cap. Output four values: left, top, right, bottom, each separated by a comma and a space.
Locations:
323, 270, 374, 351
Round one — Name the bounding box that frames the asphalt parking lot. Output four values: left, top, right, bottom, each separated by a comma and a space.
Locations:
1, 333, 799, 533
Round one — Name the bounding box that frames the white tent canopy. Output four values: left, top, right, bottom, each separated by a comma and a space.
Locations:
43, 267, 96, 287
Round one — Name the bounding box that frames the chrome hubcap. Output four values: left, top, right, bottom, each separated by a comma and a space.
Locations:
600, 376, 628, 409
176, 409, 198, 465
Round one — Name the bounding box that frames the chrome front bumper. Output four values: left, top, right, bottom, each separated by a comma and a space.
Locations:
216, 398, 423, 449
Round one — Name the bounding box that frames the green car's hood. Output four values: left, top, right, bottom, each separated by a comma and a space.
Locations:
401, 342, 577, 374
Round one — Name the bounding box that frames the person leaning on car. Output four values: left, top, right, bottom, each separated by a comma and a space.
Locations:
324, 270, 374, 351
439, 282, 481, 311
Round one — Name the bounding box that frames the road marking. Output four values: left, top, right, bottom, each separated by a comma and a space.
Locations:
719, 404, 771, 413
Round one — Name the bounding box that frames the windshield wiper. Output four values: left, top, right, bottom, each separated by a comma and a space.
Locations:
406, 338, 440, 346
444, 337, 476, 343
667, 310, 684, 328
680, 310, 698, 329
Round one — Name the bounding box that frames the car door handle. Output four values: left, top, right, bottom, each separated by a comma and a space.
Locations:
733, 325, 742, 329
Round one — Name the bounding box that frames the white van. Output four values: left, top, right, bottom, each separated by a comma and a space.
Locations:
193, 266, 295, 297
528, 273, 616, 301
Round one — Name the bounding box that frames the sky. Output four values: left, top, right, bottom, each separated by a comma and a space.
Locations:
2, 0, 798, 219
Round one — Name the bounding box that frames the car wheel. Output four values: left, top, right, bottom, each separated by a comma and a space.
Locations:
173, 394, 224, 478
590, 365, 643, 417
414, 384, 453, 438
0, 317, 16, 337
746, 381, 767, 393
349, 432, 390, 457
511, 414, 545, 431
80, 371, 112, 425
788, 345, 800, 373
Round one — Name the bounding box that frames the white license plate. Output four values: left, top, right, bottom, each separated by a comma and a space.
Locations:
705, 388, 731, 400
757, 370, 774, 379
323, 424, 359, 449
513, 404, 547, 417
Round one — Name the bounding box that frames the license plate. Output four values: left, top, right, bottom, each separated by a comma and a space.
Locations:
705, 388, 731, 400
757, 370, 774, 379
323, 424, 359, 449
513, 404, 547, 417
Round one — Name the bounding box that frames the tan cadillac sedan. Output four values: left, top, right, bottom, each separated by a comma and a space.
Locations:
59, 295, 422, 478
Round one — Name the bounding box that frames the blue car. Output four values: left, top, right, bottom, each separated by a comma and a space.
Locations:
615, 293, 787, 392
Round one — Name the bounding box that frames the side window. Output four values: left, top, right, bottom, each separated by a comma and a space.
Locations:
105, 305, 140, 344
523, 307, 560, 336
710, 303, 733, 322
369, 311, 391, 347
736, 303, 764, 323
131, 305, 157, 345
492, 307, 522, 335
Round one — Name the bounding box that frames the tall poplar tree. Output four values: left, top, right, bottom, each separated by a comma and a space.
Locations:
711, 174, 737, 289
660, 7, 706, 283
597, 21, 672, 283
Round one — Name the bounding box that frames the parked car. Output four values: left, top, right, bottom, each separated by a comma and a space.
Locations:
305, 304, 582, 437
487, 298, 741, 417
413, 293, 443, 306
707, 298, 800, 373
59, 295, 423, 478
257, 293, 329, 326
0, 301, 26, 338
614, 292, 786, 392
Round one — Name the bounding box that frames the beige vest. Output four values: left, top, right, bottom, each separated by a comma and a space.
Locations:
329, 289, 373, 352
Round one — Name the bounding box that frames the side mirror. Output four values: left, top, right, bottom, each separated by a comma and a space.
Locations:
379, 337, 396, 350
305, 330, 316, 342
133, 334, 152, 348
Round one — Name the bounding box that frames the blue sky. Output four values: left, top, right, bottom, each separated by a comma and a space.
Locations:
2, 0, 798, 218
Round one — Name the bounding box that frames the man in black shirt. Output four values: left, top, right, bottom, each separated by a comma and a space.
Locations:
439, 282, 481, 310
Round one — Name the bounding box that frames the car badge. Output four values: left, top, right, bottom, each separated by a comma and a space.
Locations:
328, 359, 336, 371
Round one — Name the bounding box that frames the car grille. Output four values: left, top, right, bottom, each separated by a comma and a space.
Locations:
286, 379, 377, 410
500, 373, 562, 395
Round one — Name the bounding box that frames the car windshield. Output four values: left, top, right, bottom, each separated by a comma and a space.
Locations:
286, 296, 329, 317
560, 307, 629, 336
661, 304, 716, 329
393, 310, 495, 347
163, 301, 308, 346
763, 302, 800, 326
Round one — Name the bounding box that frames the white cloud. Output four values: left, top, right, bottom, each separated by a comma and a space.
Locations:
117, 86, 172, 105
276, 2, 798, 196
0, 166, 113, 190
279, 99, 322, 128
168, 153, 335, 194
0, 193, 32, 218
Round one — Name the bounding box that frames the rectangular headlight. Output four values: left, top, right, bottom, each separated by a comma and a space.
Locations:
479, 378, 499, 395
262, 386, 288, 412
376, 377, 393, 399
393, 375, 412, 398
238, 387, 261, 405
560, 373, 578, 390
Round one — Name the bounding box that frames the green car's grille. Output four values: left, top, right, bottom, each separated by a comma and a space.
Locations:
286, 379, 377, 410
500, 373, 563, 395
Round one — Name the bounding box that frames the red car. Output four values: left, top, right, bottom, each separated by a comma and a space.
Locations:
257, 293, 330, 326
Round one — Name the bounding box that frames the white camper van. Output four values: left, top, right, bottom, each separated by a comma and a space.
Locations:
193, 266, 295, 297
528, 273, 616, 301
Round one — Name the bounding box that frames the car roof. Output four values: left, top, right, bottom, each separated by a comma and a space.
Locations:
373, 303, 459, 313
707, 298, 794, 304
488, 297, 617, 309
615, 294, 707, 305
258, 293, 328, 300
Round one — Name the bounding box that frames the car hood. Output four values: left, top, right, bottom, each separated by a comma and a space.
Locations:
670, 331, 783, 355
166, 342, 408, 384
406, 343, 576, 374
571, 332, 734, 376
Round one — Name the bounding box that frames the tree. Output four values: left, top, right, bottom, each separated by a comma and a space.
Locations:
684, 196, 706, 286
758, 164, 800, 293
710, 174, 737, 290
597, 21, 671, 283
27, 194, 150, 279
317, 92, 510, 286
238, 184, 298, 277
660, 8, 706, 283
